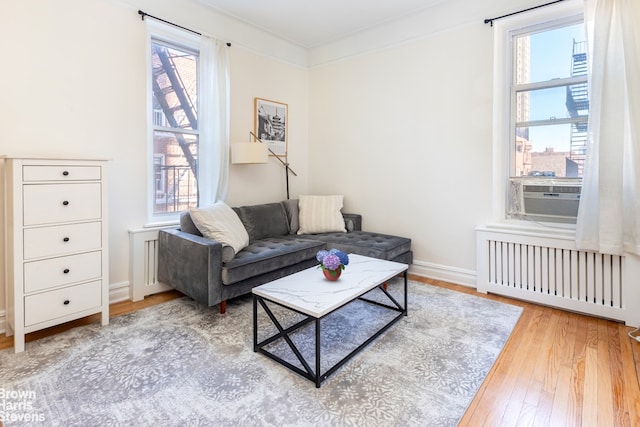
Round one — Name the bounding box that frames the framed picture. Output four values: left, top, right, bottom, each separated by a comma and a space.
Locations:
255, 98, 287, 156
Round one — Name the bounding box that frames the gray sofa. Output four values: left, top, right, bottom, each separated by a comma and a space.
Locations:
158, 200, 412, 313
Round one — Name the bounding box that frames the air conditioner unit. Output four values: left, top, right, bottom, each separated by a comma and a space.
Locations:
508, 179, 582, 224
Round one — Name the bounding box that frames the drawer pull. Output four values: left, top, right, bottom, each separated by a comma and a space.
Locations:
62, 200, 70, 206
63, 268, 70, 274
62, 171, 69, 176
63, 237, 70, 242
63, 299, 70, 305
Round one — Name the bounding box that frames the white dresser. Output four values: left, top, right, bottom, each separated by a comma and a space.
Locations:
4, 157, 109, 353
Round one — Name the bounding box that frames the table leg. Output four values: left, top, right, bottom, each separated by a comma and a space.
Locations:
404, 273, 408, 316
253, 295, 258, 352
316, 318, 321, 388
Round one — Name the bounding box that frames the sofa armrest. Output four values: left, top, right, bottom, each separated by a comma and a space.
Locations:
157, 228, 224, 307
342, 213, 362, 231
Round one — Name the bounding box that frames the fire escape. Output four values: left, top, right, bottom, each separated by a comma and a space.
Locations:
565, 40, 589, 176
151, 44, 198, 210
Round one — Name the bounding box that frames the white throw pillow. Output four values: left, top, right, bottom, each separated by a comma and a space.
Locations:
297, 195, 346, 234
189, 202, 249, 257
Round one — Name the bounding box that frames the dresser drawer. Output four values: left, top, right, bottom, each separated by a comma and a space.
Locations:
23, 165, 101, 182
24, 251, 102, 293
23, 183, 101, 226
23, 222, 102, 260
24, 280, 102, 326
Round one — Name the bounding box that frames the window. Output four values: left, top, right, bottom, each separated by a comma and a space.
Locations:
510, 19, 588, 179
492, 3, 588, 224
146, 21, 228, 224
149, 35, 199, 219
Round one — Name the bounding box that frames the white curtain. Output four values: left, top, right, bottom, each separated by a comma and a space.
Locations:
575, 0, 640, 255
199, 36, 230, 204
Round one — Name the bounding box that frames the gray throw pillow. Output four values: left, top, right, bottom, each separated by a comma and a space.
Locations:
180, 212, 202, 236
237, 203, 290, 242
281, 199, 299, 234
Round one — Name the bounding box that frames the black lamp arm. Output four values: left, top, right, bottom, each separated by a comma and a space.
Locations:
249, 131, 298, 177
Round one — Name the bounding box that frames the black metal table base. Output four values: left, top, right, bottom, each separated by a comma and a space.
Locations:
253, 274, 408, 388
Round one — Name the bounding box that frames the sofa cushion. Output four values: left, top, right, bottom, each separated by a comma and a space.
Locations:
297, 195, 346, 235
221, 237, 325, 285
180, 212, 235, 262
281, 199, 299, 234
180, 212, 202, 236
311, 231, 411, 261
189, 202, 250, 258
236, 203, 290, 243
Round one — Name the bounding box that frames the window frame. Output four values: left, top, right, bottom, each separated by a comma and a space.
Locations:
509, 19, 588, 178
145, 21, 202, 225
491, 0, 585, 224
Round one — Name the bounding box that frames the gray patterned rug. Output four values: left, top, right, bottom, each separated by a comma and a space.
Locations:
0, 280, 522, 427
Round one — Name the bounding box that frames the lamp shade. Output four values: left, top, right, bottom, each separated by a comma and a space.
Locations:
231, 142, 269, 164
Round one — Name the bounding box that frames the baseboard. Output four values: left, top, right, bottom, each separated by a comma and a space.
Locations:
0, 309, 5, 336
409, 260, 476, 288
109, 281, 131, 304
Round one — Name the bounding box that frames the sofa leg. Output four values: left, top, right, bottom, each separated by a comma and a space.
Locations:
383, 282, 388, 291
220, 300, 227, 314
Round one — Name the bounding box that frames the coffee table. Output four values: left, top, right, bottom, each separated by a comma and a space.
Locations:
252, 254, 408, 387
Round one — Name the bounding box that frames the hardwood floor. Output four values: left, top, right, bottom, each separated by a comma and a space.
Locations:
1, 277, 639, 426
427, 276, 640, 427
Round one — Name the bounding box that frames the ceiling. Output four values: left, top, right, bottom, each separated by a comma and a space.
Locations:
198, 0, 445, 49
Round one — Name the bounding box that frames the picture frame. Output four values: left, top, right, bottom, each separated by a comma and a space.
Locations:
254, 98, 288, 156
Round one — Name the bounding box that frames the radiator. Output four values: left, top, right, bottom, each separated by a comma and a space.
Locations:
476, 225, 640, 326
129, 227, 172, 301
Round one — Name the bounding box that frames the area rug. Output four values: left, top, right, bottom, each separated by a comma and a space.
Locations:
0, 280, 522, 427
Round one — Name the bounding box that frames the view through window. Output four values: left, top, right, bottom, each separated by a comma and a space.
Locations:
151, 40, 199, 216
511, 21, 588, 179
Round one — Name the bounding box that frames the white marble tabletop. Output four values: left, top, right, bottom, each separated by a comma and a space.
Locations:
252, 254, 408, 317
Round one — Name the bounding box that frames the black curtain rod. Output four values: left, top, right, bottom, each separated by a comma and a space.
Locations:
484, 0, 566, 26
138, 10, 231, 46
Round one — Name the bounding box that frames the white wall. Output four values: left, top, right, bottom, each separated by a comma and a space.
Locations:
0, 0, 310, 319
226, 48, 309, 207
307, 0, 536, 283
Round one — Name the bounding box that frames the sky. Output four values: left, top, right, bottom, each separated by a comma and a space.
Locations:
524, 22, 587, 153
